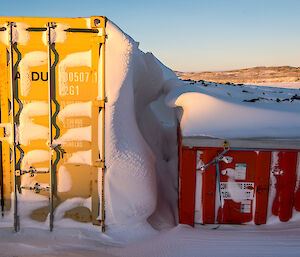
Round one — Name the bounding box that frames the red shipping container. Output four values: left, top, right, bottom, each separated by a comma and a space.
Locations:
179, 136, 300, 226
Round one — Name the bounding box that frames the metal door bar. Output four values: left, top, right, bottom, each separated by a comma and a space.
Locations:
8, 22, 20, 232
26, 27, 99, 33
0, 142, 4, 217
47, 22, 55, 232
0, 27, 99, 33
100, 40, 106, 233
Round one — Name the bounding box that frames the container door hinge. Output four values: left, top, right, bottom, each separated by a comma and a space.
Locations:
15, 170, 21, 193
93, 98, 107, 109
93, 159, 105, 169
0, 123, 11, 141
93, 220, 102, 226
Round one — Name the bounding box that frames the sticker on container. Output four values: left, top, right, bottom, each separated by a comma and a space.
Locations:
235, 163, 247, 180
196, 150, 204, 170
220, 182, 255, 200
241, 203, 252, 213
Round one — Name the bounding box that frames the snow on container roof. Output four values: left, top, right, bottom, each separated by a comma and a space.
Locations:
166, 80, 300, 141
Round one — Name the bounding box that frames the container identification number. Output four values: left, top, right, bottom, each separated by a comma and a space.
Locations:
64, 72, 98, 96
68, 72, 97, 83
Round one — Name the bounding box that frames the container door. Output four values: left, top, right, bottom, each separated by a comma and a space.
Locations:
200, 149, 271, 224
0, 16, 106, 231
187, 147, 272, 225
215, 151, 260, 224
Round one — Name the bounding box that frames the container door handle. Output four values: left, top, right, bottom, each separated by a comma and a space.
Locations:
0, 123, 11, 142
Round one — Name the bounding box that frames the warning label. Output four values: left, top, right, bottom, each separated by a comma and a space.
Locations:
235, 163, 247, 180
220, 182, 255, 200
241, 200, 252, 213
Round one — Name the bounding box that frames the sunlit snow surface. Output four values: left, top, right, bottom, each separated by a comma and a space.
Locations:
1, 221, 300, 257
166, 80, 300, 139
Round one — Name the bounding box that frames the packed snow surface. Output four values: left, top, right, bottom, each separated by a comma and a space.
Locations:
1, 222, 300, 257
0, 22, 30, 46
19, 51, 48, 96
42, 23, 70, 45
66, 150, 92, 165
256, 82, 300, 89
58, 102, 92, 121
57, 166, 72, 193
55, 126, 91, 143
19, 101, 49, 145
21, 150, 49, 170
166, 80, 300, 139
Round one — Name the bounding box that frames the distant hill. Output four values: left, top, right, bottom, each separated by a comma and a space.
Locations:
175, 66, 300, 84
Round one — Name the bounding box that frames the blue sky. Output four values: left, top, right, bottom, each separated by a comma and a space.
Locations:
1, 0, 300, 72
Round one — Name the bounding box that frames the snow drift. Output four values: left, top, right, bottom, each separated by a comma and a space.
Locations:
103, 21, 181, 232
166, 81, 300, 139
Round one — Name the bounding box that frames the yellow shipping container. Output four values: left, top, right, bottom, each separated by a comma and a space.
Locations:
0, 16, 106, 232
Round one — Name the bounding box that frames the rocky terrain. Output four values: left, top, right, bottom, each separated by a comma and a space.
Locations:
175, 66, 300, 84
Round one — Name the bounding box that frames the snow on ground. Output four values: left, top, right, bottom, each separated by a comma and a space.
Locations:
1, 221, 300, 257
256, 82, 300, 89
